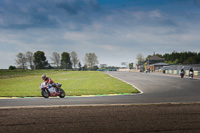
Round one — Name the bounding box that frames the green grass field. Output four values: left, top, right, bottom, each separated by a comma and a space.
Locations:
0, 70, 139, 97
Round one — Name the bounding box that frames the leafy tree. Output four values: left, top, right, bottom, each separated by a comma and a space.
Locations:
82, 65, 88, 71
162, 51, 200, 64
9, 66, 16, 70
100, 64, 107, 68
92, 65, 99, 71
15, 53, 27, 69
51, 52, 60, 68
61, 52, 72, 69
84, 53, 99, 69
163, 53, 170, 62
129, 63, 133, 69
78, 62, 82, 71
155, 54, 162, 58
71, 51, 79, 69
33, 51, 48, 69
26, 51, 34, 70
198, 53, 200, 63
184, 57, 196, 64
136, 53, 144, 64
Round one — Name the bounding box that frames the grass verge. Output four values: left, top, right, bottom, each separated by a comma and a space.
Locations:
0, 70, 139, 97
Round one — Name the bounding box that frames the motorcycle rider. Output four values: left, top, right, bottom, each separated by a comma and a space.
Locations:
180, 67, 185, 78
189, 68, 194, 79
42, 75, 59, 92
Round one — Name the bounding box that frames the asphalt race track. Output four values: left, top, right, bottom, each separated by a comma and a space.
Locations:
1, 72, 200, 133
0, 72, 200, 107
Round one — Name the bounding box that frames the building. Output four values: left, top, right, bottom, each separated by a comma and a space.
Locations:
148, 62, 169, 72
147, 55, 165, 64
145, 55, 166, 72
136, 61, 145, 72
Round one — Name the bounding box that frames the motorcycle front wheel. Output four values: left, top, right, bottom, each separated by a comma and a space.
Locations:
59, 88, 65, 98
41, 89, 50, 98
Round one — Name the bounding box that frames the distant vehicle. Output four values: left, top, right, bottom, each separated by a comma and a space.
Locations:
39, 82, 65, 98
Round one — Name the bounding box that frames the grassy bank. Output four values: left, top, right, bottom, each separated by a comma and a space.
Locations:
0, 70, 139, 97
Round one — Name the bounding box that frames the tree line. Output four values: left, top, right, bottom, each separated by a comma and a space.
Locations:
162, 51, 200, 64
136, 51, 200, 65
148, 51, 200, 65
11, 51, 99, 70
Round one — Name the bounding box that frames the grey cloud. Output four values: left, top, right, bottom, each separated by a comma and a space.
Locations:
0, 0, 55, 29
0, 0, 100, 29
185, 0, 200, 5
169, 0, 200, 6
55, 0, 99, 14
103, 9, 178, 30
56, 2, 80, 14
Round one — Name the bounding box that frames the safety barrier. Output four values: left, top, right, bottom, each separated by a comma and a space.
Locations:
117, 69, 140, 72
165, 70, 200, 76
118, 69, 200, 76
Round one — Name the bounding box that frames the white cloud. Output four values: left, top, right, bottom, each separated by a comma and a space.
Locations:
99, 44, 119, 51
0, 51, 16, 69
149, 10, 164, 18
64, 31, 92, 41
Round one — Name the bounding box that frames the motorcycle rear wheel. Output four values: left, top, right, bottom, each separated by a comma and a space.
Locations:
59, 88, 65, 98
41, 89, 50, 98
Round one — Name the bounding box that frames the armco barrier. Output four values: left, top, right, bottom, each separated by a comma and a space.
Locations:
166, 70, 200, 76
177, 70, 180, 74
194, 71, 198, 76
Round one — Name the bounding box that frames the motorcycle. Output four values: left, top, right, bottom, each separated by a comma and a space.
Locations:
189, 71, 193, 79
39, 82, 65, 98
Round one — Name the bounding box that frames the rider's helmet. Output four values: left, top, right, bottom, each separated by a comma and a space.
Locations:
42, 75, 46, 80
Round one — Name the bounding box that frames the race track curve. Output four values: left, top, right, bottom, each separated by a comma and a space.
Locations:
0, 72, 200, 108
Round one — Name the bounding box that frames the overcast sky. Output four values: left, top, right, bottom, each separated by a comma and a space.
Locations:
1, 0, 200, 69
